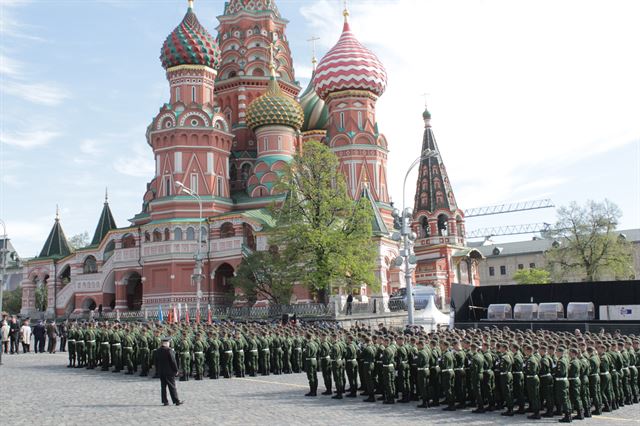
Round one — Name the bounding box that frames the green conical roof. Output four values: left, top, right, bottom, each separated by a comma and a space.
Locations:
361, 184, 388, 236
90, 198, 117, 246
38, 214, 72, 259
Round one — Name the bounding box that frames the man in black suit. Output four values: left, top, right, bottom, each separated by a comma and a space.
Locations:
153, 337, 184, 406
33, 321, 46, 353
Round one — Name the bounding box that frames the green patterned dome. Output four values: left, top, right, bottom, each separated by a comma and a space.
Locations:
160, 5, 221, 70
247, 76, 304, 131
299, 73, 329, 132
422, 107, 431, 120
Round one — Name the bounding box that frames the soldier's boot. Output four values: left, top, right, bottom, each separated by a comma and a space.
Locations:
527, 411, 542, 420
442, 403, 456, 411
305, 389, 317, 397
331, 391, 343, 400
471, 405, 485, 414
584, 408, 592, 418
573, 410, 584, 421
633, 396, 639, 404
559, 412, 572, 423
543, 410, 555, 418
321, 388, 332, 396
363, 396, 376, 402
501, 408, 515, 416
417, 400, 429, 408
487, 403, 496, 412
515, 405, 527, 415
398, 392, 410, 403
346, 389, 357, 398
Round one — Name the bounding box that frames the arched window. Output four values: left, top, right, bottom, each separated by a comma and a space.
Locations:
186, 227, 195, 241
421, 217, 430, 238
153, 229, 162, 242
122, 233, 136, 248
252, 68, 265, 76
164, 228, 170, 241
144, 232, 150, 242
240, 163, 251, 180
437, 214, 448, 237
456, 216, 464, 237
174, 228, 183, 241
104, 240, 116, 262
83, 256, 98, 274
191, 86, 196, 103
230, 164, 238, 181
220, 222, 235, 238
339, 112, 345, 129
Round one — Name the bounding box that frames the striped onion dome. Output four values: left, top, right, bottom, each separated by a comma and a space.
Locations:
160, 5, 221, 70
246, 76, 304, 131
299, 71, 329, 132
312, 19, 387, 100
224, 0, 280, 17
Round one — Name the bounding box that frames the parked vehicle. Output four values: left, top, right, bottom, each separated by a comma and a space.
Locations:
389, 286, 436, 311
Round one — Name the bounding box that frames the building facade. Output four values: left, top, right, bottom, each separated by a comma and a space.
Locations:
18, 1, 406, 316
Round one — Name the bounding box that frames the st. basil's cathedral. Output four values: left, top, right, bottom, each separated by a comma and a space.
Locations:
19, 0, 482, 317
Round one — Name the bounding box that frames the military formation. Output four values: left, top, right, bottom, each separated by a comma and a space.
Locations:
63, 320, 639, 422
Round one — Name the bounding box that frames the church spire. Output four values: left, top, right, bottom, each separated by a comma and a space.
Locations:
38, 208, 72, 259
90, 192, 117, 246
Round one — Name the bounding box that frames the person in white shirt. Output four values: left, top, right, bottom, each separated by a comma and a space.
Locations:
1, 320, 10, 354
20, 319, 32, 353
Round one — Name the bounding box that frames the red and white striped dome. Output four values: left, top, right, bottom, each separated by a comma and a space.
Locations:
313, 21, 387, 100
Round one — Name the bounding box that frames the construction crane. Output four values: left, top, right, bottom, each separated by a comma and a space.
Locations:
464, 199, 554, 218
466, 223, 552, 239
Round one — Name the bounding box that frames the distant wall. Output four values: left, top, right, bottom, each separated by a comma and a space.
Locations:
451, 280, 640, 322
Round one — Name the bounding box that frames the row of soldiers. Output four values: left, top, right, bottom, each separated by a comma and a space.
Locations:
62, 320, 639, 422
301, 327, 640, 423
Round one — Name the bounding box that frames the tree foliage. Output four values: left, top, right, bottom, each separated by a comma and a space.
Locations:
513, 268, 551, 284
545, 200, 634, 282
2, 288, 23, 314
231, 250, 295, 305
269, 141, 377, 297
68, 231, 90, 250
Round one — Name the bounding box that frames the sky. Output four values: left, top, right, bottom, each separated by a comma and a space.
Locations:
1, 0, 639, 258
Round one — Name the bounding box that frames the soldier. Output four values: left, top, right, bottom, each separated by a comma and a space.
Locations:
624, 339, 638, 403
498, 342, 514, 416
429, 339, 441, 406
282, 332, 292, 374
100, 323, 111, 371
361, 335, 377, 402
304, 332, 319, 397
319, 334, 333, 395
206, 331, 220, 379
193, 332, 205, 380
75, 324, 86, 368
138, 327, 150, 377
110, 324, 122, 373
538, 344, 555, 417
85, 322, 97, 369
523, 344, 541, 420
292, 332, 303, 374
221, 332, 234, 378
482, 340, 496, 411
415, 339, 431, 408
178, 330, 192, 381
452, 340, 467, 408
246, 332, 259, 377
330, 334, 345, 399
439, 339, 456, 411
234, 331, 246, 378
555, 346, 572, 423
470, 342, 486, 413
67, 323, 77, 368
395, 335, 410, 403
123, 326, 136, 374
381, 336, 396, 405
568, 347, 584, 421
510, 343, 525, 414
344, 334, 358, 397
586, 345, 602, 415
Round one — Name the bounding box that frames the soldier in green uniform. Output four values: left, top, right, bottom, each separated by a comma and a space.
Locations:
149, 328, 161, 378
470, 342, 486, 413
395, 335, 410, 403
586, 345, 602, 415
193, 332, 205, 380
304, 332, 319, 396
538, 344, 555, 417
361, 335, 377, 402
523, 344, 541, 420
271, 332, 282, 375
555, 346, 572, 423
234, 331, 246, 378
625, 339, 638, 403
381, 336, 396, 404
568, 347, 584, 420
282, 332, 292, 374
429, 339, 441, 406
618, 341, 632, 405
123, 326, 136, 374
415, 339, 431, 408
344, 334, 358, 397
138, 327, 150, 377
319, 334, 333, 395
178, 330, 192, 381
330, 334, 345, 399
100, 324, 111, 371
452, 340, 467, 408
598, 343, 614, 412
439, 340, 456, 411
482, 341, 496, 411
292, 333, 303, 373
206, 331, 220, 379
246, 332, 259, 377
67, 324, 77, 368
85, 322, 97, 369
578, 342, 592, 418
221, 332, 234, 378
510, 343, 526, 414
75, 324, 86, 368
610, 342, 623, 409
498, 342, 514, 416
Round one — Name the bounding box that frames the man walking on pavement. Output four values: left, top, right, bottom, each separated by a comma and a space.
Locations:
154, 337, 184, 406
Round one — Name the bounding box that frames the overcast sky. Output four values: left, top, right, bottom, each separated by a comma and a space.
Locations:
1, 0, 639, 257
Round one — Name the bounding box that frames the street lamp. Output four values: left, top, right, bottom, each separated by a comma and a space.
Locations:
175, 181, 204, 320
0, 219, 8, 366
391, 149, 438, 325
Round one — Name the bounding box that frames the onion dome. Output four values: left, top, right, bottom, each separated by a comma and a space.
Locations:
160, 3, 221, 70
423, 107, 431, 120
224, 0, 280, 17
247, 75, 304, 131
299, 72, 329, 132
312, 11, 387, 100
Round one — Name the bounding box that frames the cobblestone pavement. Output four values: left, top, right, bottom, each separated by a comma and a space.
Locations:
1, 353, 638, 425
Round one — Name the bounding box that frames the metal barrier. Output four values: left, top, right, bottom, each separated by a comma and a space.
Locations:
455, 321, 640, 334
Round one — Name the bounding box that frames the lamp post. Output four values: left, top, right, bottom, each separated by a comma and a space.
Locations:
175, 181, 204, 320
391, 149, 437, 325
0, 219, 8, 366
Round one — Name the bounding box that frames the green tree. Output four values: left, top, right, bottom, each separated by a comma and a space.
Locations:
35, 283, 48, 311
68, 231, 90, 250
2, 288, 23, 314
545, 199, 634, 282
270, 140, 377, 300
513, 268, 551, 284
231, 249, 295, 305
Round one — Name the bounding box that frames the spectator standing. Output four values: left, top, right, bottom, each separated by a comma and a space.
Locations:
9, 316, 20, 354
33, 320, 46, 353
346, 293, 354, 316
1, 320, 10, 353
20, 319, 32, 353
58, 321, 67, 352
46, 320, 58, 353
